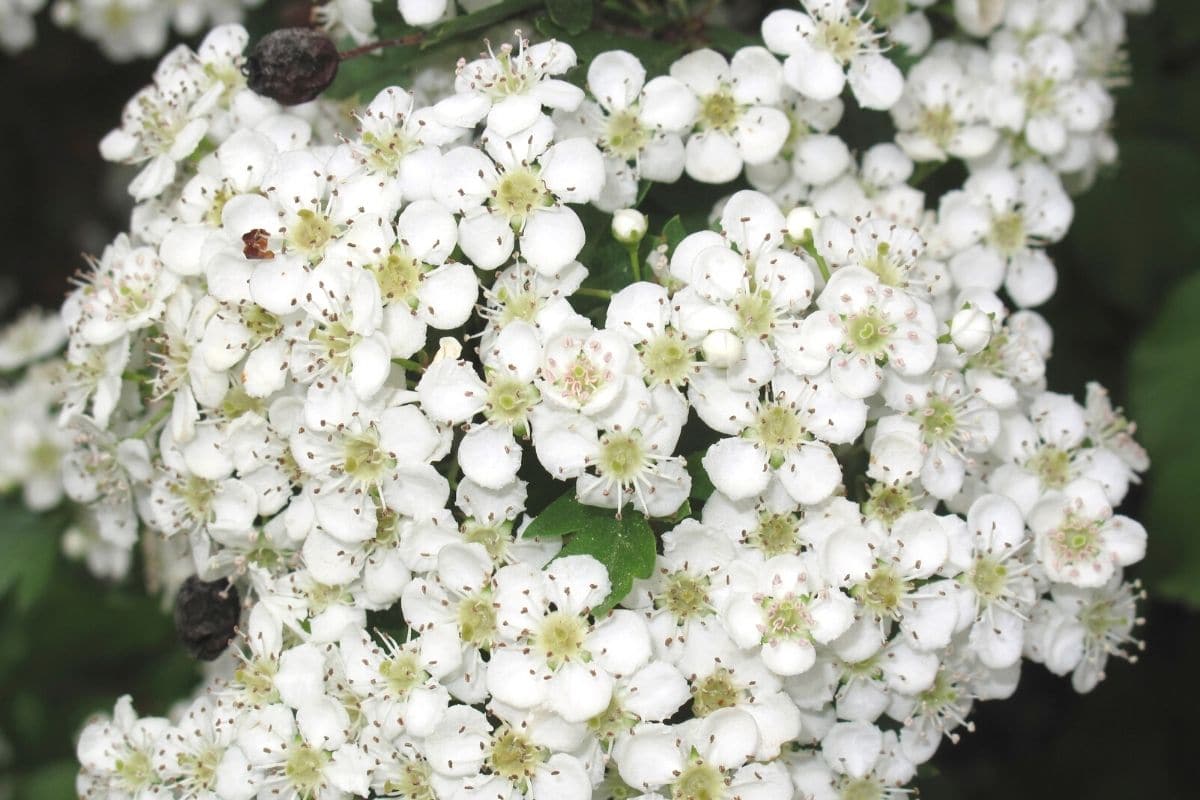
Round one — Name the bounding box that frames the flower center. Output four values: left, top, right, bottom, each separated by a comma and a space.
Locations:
989, 211, 1026, 256
361, 128, 417, 174
748, 402, 808, 468
840, 777, 885, 800
369, 247, 423, 307
747, 511, 803, 557
854, 563, 910, 618
761, 594, 813, 641
864, 482, 915, 526
1027, 446, 1072, 489
172, 475, 216, 521
535, 610, 589, 666
597, 432, 648, 484
379, 652, 427, 696
819, 16, 867, 63
554, 353, 607, 405
488, 728, 546, 785
381, 761, 437, 800
485, 373, 540, 435
691, 668, 745, 716
641, 330, 694, 387
492, 167, 553, 230
968, 556, 1009, 603
588, 696, 638, 742
288, 209, 333, 260
734, 288, 776, 339
846, 311, 891, 355
698, 90, 740, 133
1050, 514, 1102, 562
178, 746, 221, 789
860, 241, 909, 287
463, 520, 513, 561
918, 104, 958, 148
285, 742, 329, 794
919, 397, 958, 444
457, 590, 498, 650
342, 428, 394, 484
115, 750, 154, 790
659, 572, 713, 622
604, 109, 651, 159
672, 757, 727, 800
234, 657, 279, 705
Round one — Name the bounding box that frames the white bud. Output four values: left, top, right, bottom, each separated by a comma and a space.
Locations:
950, 307, 993, 355
702, 330, 743, 368
611, 209, 648, 244
786, 205, 819, 241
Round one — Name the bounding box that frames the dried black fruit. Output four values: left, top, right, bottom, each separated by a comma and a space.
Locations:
243, 28, 340, 106
174, 576, 241, 661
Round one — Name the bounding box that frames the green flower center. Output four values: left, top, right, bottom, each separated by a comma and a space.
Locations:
919, 397, 958, 444
381, 761, 437, 800
172, 475, 216, 520
819, 17, 866, 63
463, 520, 513, 561
285, 742, 329, 795
604, 109, 651, 159
488, 728, 546, 785
699, 90, 741, 133
840, 777, 884, 800
641, 330, 694, 387
1027, 446, 1072, 489
492, 167, 553, 230
747, 511, 803, 557
485, 373, 540, 435
369, 247, 423, 307
761, 594, 813, 641
342, 428, 394, 483
967, 556, 1009, 603
588, 696, 638, 742
659, 572, 713, 622
361, 129, 416, 174
846, 311, 891, 355
672, 757, 727, 800
918, 105, 958, 149
988, 211, 1026, 256
457, 590, 498, 650
748, 402, 808, 468
379, 652, 427, 696
853, 563, 911, 617
115, 750, 154, 789
288, 209, 333, 260
597, 432, 647, 484
864, 482, 915, 526
535, 610, 589, 666
177, 746, 221, 789
1051, 514, 1102, 562
734, 288, 776, 339
556, 354, 607, 405
860, 241, 908, 287
691, 668, 744, 717
494, 286, 541, 326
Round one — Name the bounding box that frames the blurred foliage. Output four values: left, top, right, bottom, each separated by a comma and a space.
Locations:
0, 0, 1198, 798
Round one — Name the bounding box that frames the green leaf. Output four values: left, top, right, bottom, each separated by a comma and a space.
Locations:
1129, 269, 1200, 607
0, 496, 67, 612
522, 487, 615, 539
556, 510, 657, 616
661, 214, 687, 255
546, 0, 594, 35
702, 25, 759, 55
685, 451, 714, 501
419, 0, 543, 50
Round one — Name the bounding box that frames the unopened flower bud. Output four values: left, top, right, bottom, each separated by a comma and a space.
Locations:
612, 209, 648, 244
174, 576, 241, 661
244, 28, 340, 106
702, 330, 743, 368
950, 306, 993, 355
786, 205, 819, 241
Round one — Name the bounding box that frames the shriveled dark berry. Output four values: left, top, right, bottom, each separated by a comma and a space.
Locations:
243, 28, 340, 106
174, 576, 241, 661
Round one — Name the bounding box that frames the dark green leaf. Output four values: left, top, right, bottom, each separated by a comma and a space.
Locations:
556, 510, 656, 615
522, 488, 615, 538
1129, 269, 1200, 607
0, 497, 68, 612
661, 214, 687, 255
546, 0, 594, 35
420, 0, 543, 49
685, 451, 714, 501
702, 26, 759, 55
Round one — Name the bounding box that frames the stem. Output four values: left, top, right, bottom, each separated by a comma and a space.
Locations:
626, 243, 642, 283
393, 357, 426, 372
802, 235, 831, 283
132, 404, 171, 440
574, 287, 615, 300
339, 33, 425, 61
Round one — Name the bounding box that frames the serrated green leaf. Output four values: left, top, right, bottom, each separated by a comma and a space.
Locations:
1129, 269, 1200, 607
546, 0, 594, 35
556, 510, 656, 615
522, 488, 616, 538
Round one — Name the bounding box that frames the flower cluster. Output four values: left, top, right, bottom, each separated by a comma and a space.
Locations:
0, 1, 1157, 797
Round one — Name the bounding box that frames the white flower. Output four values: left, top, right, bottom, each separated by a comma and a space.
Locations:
670, 47, 790, 183
762, 2, 904, 110
435, 119, 604, 273
1029, 477, 1146, 588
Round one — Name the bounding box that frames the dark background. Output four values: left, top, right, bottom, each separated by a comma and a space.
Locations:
0, 2, 1197, 796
